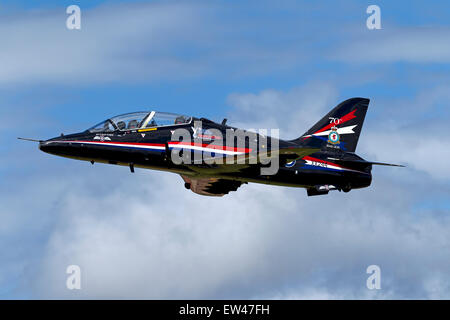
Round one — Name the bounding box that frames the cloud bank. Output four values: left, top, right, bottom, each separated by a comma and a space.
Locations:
2, 2, 450, 87
2, 83, 449, 299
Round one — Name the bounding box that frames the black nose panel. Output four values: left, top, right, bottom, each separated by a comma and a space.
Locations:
39, 141, 47, 152
39, 140, 59, 154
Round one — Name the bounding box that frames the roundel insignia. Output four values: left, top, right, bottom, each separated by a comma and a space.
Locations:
285, 160, 296, 168
328, 126, 340, 144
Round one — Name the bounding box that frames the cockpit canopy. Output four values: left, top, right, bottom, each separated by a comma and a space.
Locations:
88, 111, 192, 133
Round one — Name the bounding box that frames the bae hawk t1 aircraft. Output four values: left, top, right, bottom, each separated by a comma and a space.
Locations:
20, 98, 403, 196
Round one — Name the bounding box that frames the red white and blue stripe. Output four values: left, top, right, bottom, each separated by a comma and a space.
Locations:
50, 140, 251, 156
302, 156, 365, 173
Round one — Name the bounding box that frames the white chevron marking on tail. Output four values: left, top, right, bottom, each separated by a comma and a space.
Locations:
303, 125, 357, 138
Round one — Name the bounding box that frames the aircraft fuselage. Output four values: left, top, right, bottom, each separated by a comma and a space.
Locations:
38, 116, 372, 196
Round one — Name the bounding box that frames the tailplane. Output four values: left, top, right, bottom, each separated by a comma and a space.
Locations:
327, 157, 405, 167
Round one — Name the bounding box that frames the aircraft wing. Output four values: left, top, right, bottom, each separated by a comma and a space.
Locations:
181, 175, 244, 197
277, 147, 321, 165
199, 146, 320, 168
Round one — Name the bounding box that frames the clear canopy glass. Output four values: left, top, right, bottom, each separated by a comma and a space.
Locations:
109, 112, 149, 130
88, 111, 192, 132
88, 120, 116, 133
144, 112, 191, 128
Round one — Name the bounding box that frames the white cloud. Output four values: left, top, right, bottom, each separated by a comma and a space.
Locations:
358, 85, 450, 180
227, 82, 338, 140
0, 2, 312, 86
332, 28, 450, 63
2, 3, 448, 88
13, 165, 450, 299
0, 2, 210, 86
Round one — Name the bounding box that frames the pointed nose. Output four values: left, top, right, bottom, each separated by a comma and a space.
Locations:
38, 138, 69, 155
38, 132, 87, 156
38, 140, 47, 152
38, 139, 57, 154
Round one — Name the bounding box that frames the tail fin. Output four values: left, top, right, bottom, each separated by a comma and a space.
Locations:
292, 97, 369, 152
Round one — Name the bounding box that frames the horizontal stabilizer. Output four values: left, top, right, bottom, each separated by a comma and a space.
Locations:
366, 161, 405, 167
327, 157, 405, 167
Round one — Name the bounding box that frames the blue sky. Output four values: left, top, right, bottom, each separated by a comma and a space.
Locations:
1, 0, 450, 299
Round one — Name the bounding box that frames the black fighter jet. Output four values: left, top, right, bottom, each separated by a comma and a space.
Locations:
20, 98, 403, 196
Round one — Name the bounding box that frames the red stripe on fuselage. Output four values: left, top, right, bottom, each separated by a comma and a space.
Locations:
62, 140, 166, 147
168, 141, 251, 153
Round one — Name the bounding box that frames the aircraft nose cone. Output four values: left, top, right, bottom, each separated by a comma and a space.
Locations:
38, 139, 61, 154
39, 140, 51, 152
